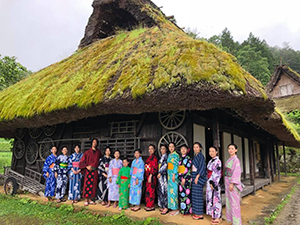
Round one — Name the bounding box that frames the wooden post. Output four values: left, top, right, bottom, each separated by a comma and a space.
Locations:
242, 137, 246, 180
283, 142, 287, 176
248, 138, 255, 194
212, 110, 220, 149
269, 141, 275, 182
276, 141, 281, 181
266, 140, 272, 183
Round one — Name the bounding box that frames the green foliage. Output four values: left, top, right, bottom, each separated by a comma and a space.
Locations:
237, 45, 271, 85
0, 194, 162, 225
0, 138, 13, 151
0, 55, 31, 91
0, 151, 12, 174
287, 110, 300, 133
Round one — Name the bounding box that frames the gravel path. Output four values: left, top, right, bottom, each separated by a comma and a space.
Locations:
273, 183, 300, 225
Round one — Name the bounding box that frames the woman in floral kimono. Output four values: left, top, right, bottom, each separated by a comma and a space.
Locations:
116, 158, 131, 210
178, 144, 192, 216
167, 142, 180, 216
225, 144, 243, 225
68, 145, 83, 203
158, 144, 168, 215
54, 147, 69, 203
97, 147, 111, 205
144, 144, 158, 211
43, 146, 58, 201
191, 142, 207, 220
129, 149, 145, 212
106, 150, 122, 208
206, 146, 222, 224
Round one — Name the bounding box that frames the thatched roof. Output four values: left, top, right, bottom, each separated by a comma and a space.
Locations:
275, 94, 300, 112
0, 0, 299, 147
266, 65, 300, 93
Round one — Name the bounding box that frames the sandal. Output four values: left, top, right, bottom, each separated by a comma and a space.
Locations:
56, 199, 61, 203
84, 201, 89, 206
161, 209, 169, 215
211, 219, 222, 224
170, 210, 179, 216
89, 201, 96, 205
106, 203, 111, 208
113, 202, 117, 208
145, 207, 155, 212
101, 201, 107, 206
193, 215, 204, 220
131, 207, 141, 212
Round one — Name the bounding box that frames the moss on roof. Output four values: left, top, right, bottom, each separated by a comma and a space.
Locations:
0, 21, 268, 122
275, 94, 300, 112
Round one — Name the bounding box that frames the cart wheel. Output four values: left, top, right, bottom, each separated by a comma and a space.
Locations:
4, 177, 19, 195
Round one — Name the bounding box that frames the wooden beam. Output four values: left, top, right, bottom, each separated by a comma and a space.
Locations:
248, 138, 255, 190
283, 142, 287, 176
270, 142, 275, 182
212, 110, 220, 149
276, 141, 281, 181
242, 137, 246, 180
136, 113, 147, 136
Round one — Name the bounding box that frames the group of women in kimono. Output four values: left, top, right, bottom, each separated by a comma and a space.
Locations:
43, 140, 243, 225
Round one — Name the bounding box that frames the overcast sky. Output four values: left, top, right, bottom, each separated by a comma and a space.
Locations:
0, 0, 299, 72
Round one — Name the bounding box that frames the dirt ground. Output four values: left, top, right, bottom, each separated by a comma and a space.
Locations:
0, 176, 298, 225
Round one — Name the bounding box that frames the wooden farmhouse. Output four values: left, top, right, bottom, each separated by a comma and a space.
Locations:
267, 65, 300, 112
0, 0, 299, 196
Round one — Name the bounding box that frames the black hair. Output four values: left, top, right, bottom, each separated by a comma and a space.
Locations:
209, 146, 218, 152
134, 148, 142, 154
74, 144, 80, 149
148, 144, 156, 150
114, 149, 121, 155
61, 146, 68, 150
180, 144, 188, 149
122, 157, 130, 162
169, 142, 176, 147
91, 138, 99, 146
104, 146, 111, 154
228, 143, 238, 150
193, 142, 203, 149
51, 145, 57, 149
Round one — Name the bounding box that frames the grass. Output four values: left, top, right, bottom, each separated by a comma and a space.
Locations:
264, 176, 300, 224
0, 194, 161, 225
0, 7, 267, 122
0, 151, 12, 174
0, 138, 13, 151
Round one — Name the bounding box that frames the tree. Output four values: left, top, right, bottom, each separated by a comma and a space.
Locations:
0, 55, 31, 91
237, 45, 271, 85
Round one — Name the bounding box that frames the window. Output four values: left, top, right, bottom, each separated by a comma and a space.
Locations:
280, 84, 293, 96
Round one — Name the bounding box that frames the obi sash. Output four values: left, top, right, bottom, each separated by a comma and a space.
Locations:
121, 176, 129, 180
224, 168, 232, 177
132, 167, 138, 175
49, 163, 55, 169
207, 170, 212, 179
192, 165, 197, 172
59, 162, 68, 168
168, 163, 174, 170
112, 168, 120, 176
178, 165, 185, 174
105, 163, 109, 172
72, 162, 80, 168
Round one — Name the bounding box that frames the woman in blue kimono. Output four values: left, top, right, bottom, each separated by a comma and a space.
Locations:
167, 142, 180, 216
43, 146, 58, 202
54, 147, 69, 203
107, 150, 122, 208
158, 144, 168, 215
129, 149, 145, 212
191, 142, 207, 220
68, 145, 83, 203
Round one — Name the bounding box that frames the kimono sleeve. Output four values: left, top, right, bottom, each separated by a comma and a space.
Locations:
136, 160, 145, 181
150, 156, 158, 175
183, 157, 192, 180
116, 168, 121, 185
79, 152, 88, 169
107, 160, 113, 178
158, 157, 167, 175
229, 158, 241, 185
53, 157, 60, 172
98, 157, 104, 175
197, 154, 207, 185
42, 156, 51, 178
130, 160, 135, 176
209, 159, 222, 188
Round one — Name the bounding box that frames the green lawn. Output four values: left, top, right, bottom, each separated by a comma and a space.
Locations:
0, 151, 12, 174
0, 194, 161, 225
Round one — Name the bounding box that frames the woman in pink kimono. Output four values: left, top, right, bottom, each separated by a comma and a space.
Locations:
225, 144, 243, 225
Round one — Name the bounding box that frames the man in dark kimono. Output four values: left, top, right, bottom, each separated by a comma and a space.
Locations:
79, 138, 102, 206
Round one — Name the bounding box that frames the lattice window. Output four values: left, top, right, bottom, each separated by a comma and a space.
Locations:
110, 120, 138, 136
